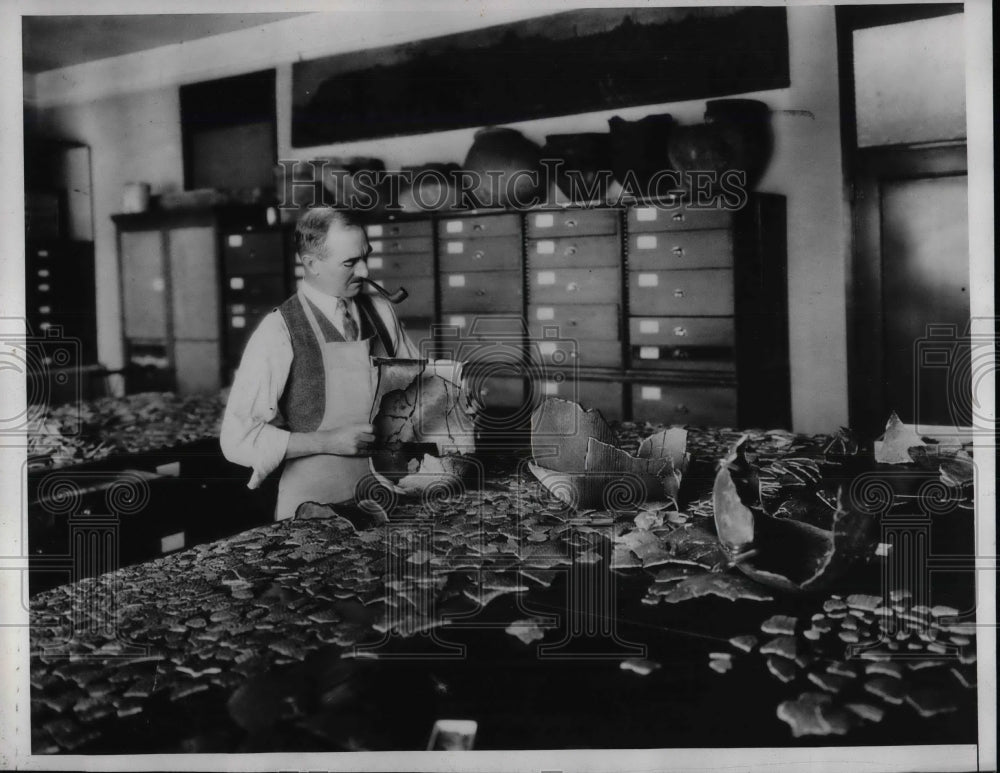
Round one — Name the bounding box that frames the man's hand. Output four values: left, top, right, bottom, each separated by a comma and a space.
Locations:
285, 424, 377, 460
315, 424, 376, 456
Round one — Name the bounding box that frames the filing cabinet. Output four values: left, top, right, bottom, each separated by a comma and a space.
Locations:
440, 237, 521, 273
440, 270, 523, 314
627, 229, 733, 270
536, 374, 625, 421
527, 233, 620, 269
26, 239, 98, 367
529, 267, 621, 305
527, 303, 620, 342
526, 208, 618, 238
627, 200, 733, 232
439, 213, 521, 239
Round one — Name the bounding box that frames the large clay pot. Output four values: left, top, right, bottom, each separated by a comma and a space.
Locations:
462, 127, 543, 209
608, 114, 675, 198
318, 156, 388, 214
668, 100, 773, 191
541, 133, 612, 203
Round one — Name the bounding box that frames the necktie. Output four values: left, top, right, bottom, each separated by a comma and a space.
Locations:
337, 298, 360, 342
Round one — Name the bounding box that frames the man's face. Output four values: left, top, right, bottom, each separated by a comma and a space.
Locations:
302, 224, 371, 297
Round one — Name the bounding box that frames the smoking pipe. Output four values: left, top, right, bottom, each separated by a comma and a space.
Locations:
359, 277, 408, 304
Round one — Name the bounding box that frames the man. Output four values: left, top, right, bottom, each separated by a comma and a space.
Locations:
221, 208, 420, 520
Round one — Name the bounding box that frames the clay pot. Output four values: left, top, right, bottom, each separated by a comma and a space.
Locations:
668, 100, 773, 191
462, 127, 543, 209
608, 114, 675, 197
541, 133, 612, 203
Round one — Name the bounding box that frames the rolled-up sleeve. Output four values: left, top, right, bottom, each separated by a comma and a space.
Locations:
220, 311, 293, 489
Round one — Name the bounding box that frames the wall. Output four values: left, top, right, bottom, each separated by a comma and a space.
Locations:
29, 6, 849, 433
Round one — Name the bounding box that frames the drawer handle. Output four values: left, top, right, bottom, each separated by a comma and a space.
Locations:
672, 213, 685, 223
473, 223, 484, 231
475, 290, 486, 297
473, 250, 485, 260
567, 319, 578, 327
566, 282, 580, 293
672, 246, 684, 257
672, 326, 688, 337
389, 226, 400, 235
565, 218, 578, 228
391, 241, 401, 249
675, 404, 690, 414
672, 349, 689, 359
564, 245, 578, 256
673, 288, 685, 298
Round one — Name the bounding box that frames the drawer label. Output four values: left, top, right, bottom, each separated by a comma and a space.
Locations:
637, 273, 658, 288
539, 342, 558, 356
447, 241, 465, 254
536, 240, 555, 254
38, 306, 51, 315
535, 307, 555, 320
448, 274, 466, 287
232, 316, 246, 329
537, 271, 556, 286
37, 268, 50, 277
639, 346, 660, 360
227, 234, 243, 248
639, 319, 660, 334
534, 213, 555, 228
636, 235, 658, 250
449, 315, 467, 328
367, 256, 384, 270
37, 283, 50, 292
370, 240, 383, 252
446, 220, 464, 233
231, 303, 246, 314
229, 277, 244, 290
636, 207, 658, 222
543, 381, 560, 395
641, 386, 662, 401
366, 224, 383, 237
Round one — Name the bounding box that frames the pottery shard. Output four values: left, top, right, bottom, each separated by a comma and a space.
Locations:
905, 688, 958, 718
766, 656, 796, 683
729, 634, 758, 653
864, 677, 906, 705
864, 661, 905, 679
621, 658, 661, 676
777, 692, 853, 737
846, 594, 883, 612
761, 615, 797, 636
760, 635, 797, 661
846, 702, 885, 723
807, 671, 849, 694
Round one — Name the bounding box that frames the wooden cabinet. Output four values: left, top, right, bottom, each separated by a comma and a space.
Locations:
114, 205, 283, 394
365, 195, 788, 429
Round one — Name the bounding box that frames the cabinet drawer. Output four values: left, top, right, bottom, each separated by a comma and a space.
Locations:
439, 313, 527, 340
366, 220, 432, 240
628, 230, 732, 270
369, 235, 434, 255
528, 303, 620, 341
440, 271, 522, 313
438, 213, 521, 239
439, 236, 520, 272
223, 231, 285, 275
226, 302, 275, 332
631, 382, 737, 426
628, 269, 733, 316
527, 234, 619, 269
530, 267, 620, 305
367, 252, 435, 278
628, 203, 733, 232
526, 208, 618, 238
534, 376, 624, 421
529, 338, 622, 369
629, 316, 734, 347
226, 273, 287, 306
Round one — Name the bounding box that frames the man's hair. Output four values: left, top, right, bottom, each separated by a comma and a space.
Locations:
294, 208, 363, 260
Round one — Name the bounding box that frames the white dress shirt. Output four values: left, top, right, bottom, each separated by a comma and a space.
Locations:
220, 283, 421, 489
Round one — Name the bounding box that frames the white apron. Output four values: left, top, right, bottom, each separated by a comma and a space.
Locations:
274, 294, 379, 520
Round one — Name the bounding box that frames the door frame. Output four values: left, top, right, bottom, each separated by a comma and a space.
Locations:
847, 141, 968, 436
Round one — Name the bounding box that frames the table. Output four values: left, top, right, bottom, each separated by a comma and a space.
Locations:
27, 425, 979, 753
